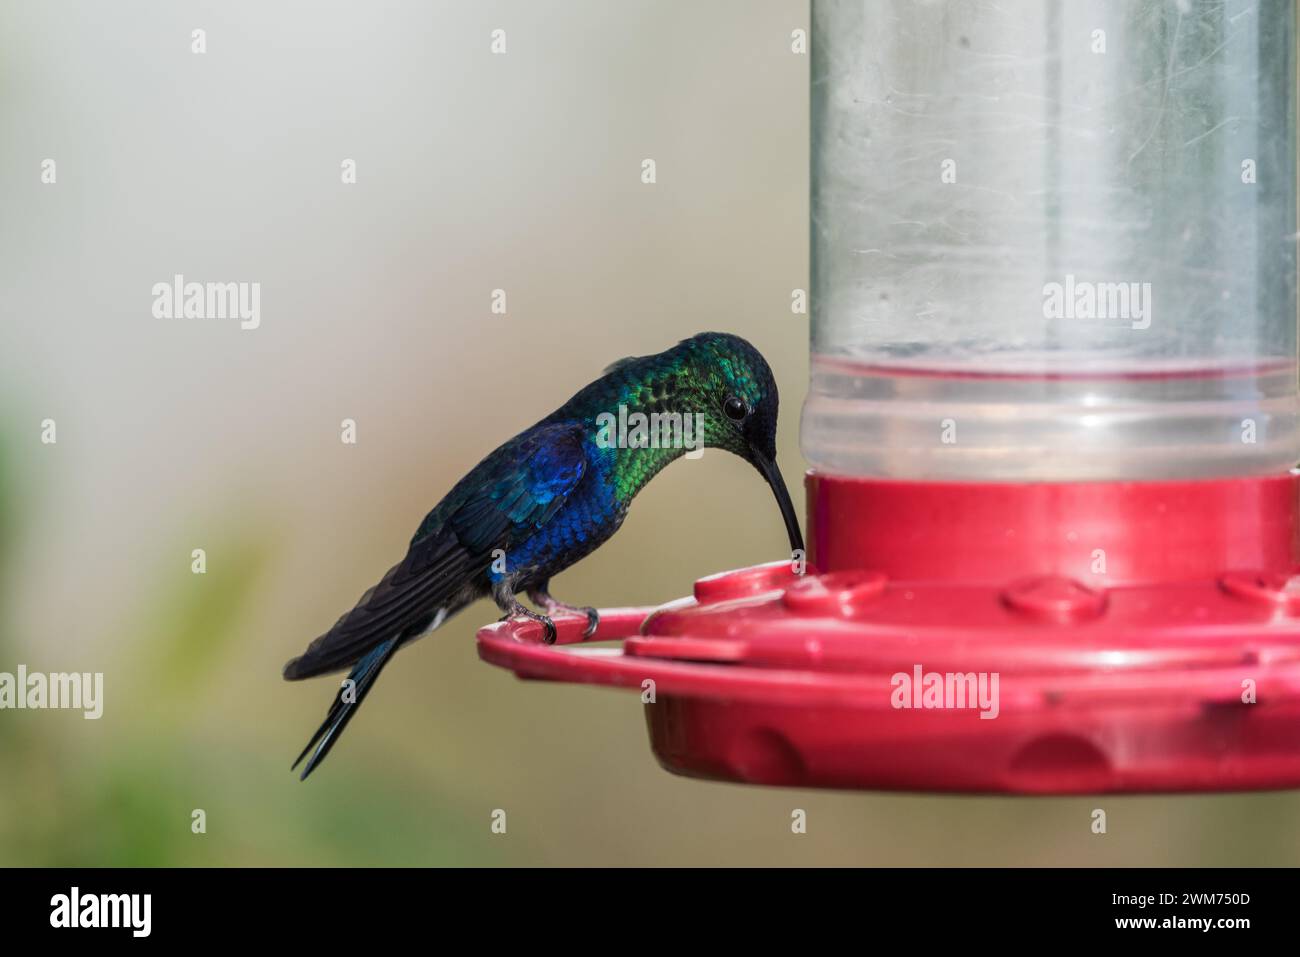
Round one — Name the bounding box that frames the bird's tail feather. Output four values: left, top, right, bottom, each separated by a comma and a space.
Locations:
292, 636, 402, 780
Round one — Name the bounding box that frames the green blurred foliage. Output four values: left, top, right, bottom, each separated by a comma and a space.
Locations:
0, 433, 496, 866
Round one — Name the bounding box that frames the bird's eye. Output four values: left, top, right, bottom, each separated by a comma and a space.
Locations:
724, 396, 749, 421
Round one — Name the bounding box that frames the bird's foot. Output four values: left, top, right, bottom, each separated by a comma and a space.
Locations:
500, 601, 557, 644
527, 588, 599, 639
565, 605, 599, 639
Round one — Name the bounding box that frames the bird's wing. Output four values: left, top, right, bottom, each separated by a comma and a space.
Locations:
435, 421, 588, 556
283, 421, 589, 679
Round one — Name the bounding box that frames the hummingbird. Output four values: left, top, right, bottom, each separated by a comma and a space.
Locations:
284, 332, 804, 779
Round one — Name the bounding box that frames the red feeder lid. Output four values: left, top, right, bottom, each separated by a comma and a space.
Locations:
477, 474, 1300, 794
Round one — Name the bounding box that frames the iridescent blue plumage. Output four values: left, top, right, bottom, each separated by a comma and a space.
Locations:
284, 332, 803, 778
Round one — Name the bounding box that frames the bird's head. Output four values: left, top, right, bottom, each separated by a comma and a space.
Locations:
677, 332, 804, 555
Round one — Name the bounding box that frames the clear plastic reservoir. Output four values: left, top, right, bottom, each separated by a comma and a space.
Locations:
803, 0, 1299, 480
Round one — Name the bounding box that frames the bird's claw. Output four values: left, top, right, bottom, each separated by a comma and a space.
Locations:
540, 615, 558, 644
499, 607, 557, 644
525, 586, 599, 641
545, 603, 598, 639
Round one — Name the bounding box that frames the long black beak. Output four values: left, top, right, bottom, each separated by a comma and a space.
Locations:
752, 453, 805, 555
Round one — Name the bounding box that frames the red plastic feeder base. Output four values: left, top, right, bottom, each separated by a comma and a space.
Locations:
476, 471, 1300, 794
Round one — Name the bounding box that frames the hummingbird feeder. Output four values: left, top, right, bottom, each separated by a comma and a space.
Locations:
478, 0, 1300, 793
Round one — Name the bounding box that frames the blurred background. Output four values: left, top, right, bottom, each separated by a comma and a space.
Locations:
1, 0, 1298, 866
